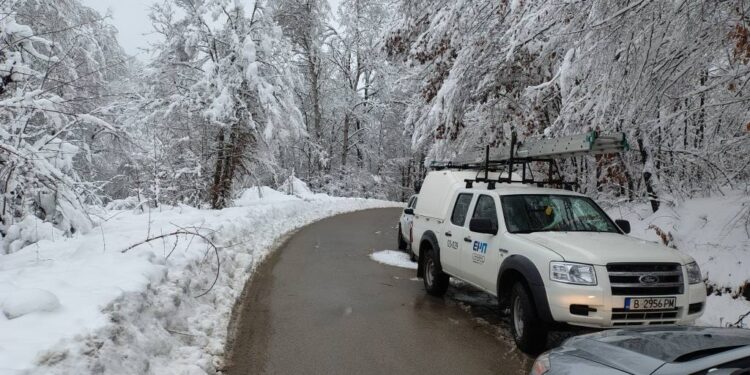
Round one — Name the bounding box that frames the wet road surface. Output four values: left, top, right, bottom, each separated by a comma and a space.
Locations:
225, 208, 533, 374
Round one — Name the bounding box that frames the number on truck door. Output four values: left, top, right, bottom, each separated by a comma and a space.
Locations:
443, 193, 474, 277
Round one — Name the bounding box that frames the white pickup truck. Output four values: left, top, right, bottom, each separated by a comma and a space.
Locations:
410, 169, 706, 353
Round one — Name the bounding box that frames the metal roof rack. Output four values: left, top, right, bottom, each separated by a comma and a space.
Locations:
430, 130, 629, 189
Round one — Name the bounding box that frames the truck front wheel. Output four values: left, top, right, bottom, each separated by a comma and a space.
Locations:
509, 282, 548, 354
422, 249, 449, 296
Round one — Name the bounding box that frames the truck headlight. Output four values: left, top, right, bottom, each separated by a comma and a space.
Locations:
686, 262, 702, 284
550, 262, 597, 285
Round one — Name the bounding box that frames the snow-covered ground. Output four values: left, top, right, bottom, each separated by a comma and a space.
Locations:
607, 190, 750, 328
0, 180, 400, 374
369, 250, 418, 270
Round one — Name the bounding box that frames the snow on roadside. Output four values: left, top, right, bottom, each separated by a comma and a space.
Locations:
369, 250, 417, 270
700, 294, 750, 328
607, 190, 750, 328
0, 186, 400, 374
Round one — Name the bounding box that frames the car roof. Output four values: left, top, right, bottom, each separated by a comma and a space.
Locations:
552, 327, 750, 374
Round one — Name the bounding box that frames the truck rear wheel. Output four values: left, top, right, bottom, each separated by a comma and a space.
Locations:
422, 249, 449, 296
509, 282, 548, 354
397, 224, 407, 250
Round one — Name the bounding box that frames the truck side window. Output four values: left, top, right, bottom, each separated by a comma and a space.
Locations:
451, 193, 473, 226
472, 195, 498, 228
411, 197, 418, 209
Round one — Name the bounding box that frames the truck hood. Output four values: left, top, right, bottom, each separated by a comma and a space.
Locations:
517, 232, 694, 266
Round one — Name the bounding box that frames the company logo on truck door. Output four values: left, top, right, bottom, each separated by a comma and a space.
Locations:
473, 241, 488, 254
472, 241, 487, 264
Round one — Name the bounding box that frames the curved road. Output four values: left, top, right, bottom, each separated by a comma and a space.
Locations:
225, 208, 532, 374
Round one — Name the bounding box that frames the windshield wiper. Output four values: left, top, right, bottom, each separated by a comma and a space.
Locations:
513, 229, 553, 234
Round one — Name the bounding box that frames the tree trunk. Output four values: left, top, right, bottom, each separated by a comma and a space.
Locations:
308, 50, 322, 141
637, 137, 660, 213
696, 70, 706, 148
210, 129, 226, 209
355, 119, 364, 167
341, 114, 350, 167
210, 123, 253, 210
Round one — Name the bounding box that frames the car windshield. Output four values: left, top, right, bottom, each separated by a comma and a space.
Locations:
501, 194, 619, 234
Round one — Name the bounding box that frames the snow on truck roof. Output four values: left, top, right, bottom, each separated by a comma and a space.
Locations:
415, 169, 583, 219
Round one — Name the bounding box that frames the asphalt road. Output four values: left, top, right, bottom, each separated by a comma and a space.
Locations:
224, 208, 533, 375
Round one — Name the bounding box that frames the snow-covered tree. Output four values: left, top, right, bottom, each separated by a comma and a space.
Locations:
387, 0, 750, 209
272, 0, 331, 174
1, 0, 127, 251
141, 0, 304, 208
319, 0, 416, 199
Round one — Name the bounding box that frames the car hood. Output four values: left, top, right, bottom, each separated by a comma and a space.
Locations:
517, 232, 694, 266
551, 327, 750, 374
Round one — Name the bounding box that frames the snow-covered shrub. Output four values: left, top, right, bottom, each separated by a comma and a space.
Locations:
105, 197, 144, 211
3, 216, 62, 254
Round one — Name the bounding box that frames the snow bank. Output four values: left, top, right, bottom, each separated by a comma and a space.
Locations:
0, 189, 399, 374
2, 289, 60, 319
608, 191, 749, 291
234, 186, 299, 206
701, 294, 750, 328
607, 190, 750, 328
369, 250, 418, 270
279, 176, 329, 200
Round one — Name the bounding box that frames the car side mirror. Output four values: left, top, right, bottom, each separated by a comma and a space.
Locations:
615, 219, 631, 234
404, 208, 414, 215
469, 218, 498, 235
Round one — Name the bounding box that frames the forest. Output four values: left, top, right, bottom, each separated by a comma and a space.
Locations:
1, 0, 749, 247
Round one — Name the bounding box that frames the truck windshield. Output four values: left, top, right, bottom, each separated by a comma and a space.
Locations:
501, 195, 620, 234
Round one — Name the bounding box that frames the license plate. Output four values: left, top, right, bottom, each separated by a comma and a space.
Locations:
624, 297, 676, 310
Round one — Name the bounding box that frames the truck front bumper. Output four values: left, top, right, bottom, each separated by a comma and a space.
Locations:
545, 268, 707, 328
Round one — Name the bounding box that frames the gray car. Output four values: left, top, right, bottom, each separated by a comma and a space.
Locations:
531, 326, 750, 375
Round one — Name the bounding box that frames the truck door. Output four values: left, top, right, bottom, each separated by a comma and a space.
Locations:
460, 194, 502, 290
442, 193, 474, 277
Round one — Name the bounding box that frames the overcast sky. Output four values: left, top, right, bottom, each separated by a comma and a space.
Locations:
81, 0, 342, 59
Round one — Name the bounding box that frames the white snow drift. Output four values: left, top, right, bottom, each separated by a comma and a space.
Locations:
369, 250, 418, 270
0, 181, 399, 374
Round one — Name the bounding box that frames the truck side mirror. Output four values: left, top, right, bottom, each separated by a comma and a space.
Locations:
404, 208, 414, 215
469, 218, 498, 235
615, 219, 631, 234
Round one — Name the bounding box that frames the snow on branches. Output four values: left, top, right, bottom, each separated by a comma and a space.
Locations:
0, 2, 123, 251
387, 0, 750, 206
141, 0, 304, 209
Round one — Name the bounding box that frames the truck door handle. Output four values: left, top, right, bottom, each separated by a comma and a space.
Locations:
445, 231, 452, 237
464, 237, 472, 243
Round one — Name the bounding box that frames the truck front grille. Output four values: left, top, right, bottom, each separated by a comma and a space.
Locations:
613, 321, 676, 326
607, 263, 684, 296
611, 308, 679, 321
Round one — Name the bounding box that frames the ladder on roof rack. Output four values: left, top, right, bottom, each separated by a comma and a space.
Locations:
430, 130, 630, 189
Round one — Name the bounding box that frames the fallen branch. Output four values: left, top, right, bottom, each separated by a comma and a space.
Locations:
729, 310, 750, 328
121, 229, 220, 298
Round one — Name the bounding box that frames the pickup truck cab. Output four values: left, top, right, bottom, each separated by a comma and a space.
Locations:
411, 170, 706, 353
